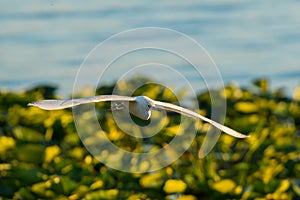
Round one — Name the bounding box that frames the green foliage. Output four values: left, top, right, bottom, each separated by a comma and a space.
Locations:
0, 79, 299, 199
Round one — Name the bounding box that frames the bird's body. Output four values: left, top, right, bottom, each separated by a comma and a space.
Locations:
28, 95, 249, 138
128, 96, 153, 120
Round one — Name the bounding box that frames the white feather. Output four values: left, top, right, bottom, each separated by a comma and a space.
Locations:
28, 95, 249, 138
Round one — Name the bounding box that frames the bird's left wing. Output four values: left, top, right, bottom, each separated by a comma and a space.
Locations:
153, 100, 249, 138
28, 95, 136, 110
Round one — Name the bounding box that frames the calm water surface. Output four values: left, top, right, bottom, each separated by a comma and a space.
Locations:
1, 1, 300, 97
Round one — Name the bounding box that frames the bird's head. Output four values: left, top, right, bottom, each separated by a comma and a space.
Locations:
129, 96, 155, 120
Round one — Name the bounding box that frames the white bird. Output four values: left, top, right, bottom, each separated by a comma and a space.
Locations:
28, 95, 249, 138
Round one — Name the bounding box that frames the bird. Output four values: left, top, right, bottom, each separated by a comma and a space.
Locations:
28, 95, 249, 138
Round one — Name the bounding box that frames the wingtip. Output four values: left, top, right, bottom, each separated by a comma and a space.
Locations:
27, 102, 37, 107
240, 134, 250, 138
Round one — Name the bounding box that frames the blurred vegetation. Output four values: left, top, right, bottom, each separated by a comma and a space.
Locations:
0, 78, 299, 199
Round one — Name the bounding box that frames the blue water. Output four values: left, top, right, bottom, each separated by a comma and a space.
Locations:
1, 1, 300, 97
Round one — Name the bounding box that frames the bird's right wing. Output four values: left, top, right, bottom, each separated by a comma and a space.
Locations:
153, 100, 249, 138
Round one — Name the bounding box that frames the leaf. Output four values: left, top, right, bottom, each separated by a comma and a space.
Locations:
0, 136, 16, 155
12, 126, 44, 142
31, 181, 55, 198
235, 102, 258, 113
17, 144, 45, 163
140, 173, 163, 188
59, 176, 78, 194
176, 195, 198, 200
90, 180, 104, 190
85, 189, 118, 200
12, 166, 42, 184
44, 145, 61, 163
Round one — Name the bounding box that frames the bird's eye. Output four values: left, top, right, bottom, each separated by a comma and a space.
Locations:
147, 104, 151, 108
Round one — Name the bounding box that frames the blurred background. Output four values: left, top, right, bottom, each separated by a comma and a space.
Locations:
1, 1, 300, 199
1, 0, 300, 96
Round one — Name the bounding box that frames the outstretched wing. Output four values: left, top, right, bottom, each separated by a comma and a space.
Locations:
28, 95, 136, 110
153, 100, 249, 138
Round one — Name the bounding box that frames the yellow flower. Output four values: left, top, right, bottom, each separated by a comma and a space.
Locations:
212, 179, 236, 194
163, 179, 187, 194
